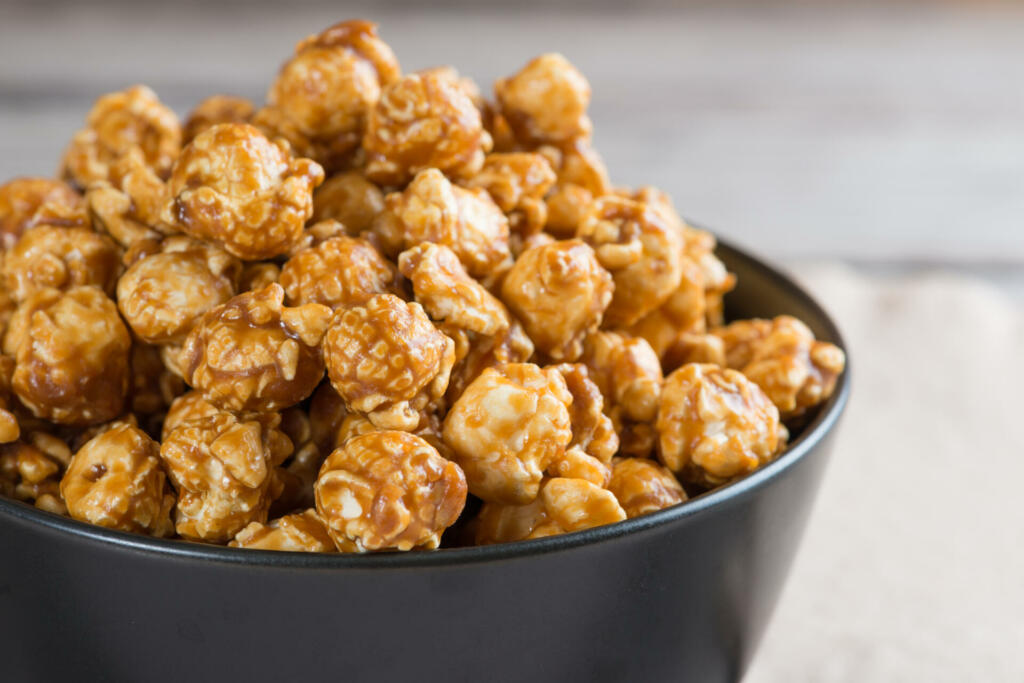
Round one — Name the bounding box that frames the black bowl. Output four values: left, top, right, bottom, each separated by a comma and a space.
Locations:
0, 238, 849, 683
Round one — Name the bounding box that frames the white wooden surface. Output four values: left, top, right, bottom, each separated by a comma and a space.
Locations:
1, 2, 1023, 266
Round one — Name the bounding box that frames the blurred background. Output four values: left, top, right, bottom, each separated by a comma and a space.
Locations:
1, 1, 1021, 681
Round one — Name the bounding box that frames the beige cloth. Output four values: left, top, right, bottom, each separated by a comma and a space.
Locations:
745, 264, 1024, 682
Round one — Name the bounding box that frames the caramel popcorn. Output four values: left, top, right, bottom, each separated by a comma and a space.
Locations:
162, 390, 224, 439
323, 293, 454, 431
163, 123, 324, 260
1, 438, 69, 514
462, 153, 556, 236
581, 331, 664, 426
60, 422, 175, 536
129, 343, 185, 420
607, 457, 686, 519
551, 363, 618, 465
2, 226, 120, 302
266, 20, 400, 171
500, 239, 612, 361
4, 286, 130, 425
308, 381, 349, 453
577, 195, 684, 328
62, 85, 181, 188
495, 54, 592, 146
239, 262, 281, 292
363, 70, 491, 186
117, 237, 239, 344
662, 332, 726, 371
230, 508, 335, 552
280, 231, 398, 309
657, 364, 781, 487
714, 316, 846, 418
374, 168, 511, 279
627, 254, 707, 360
312, 171, 385, 232
161, 410, 292, 542
442, 318, 535, 405
398, 243, 510, 336
183, 95, 255, 145
476, 477, 626, 544
180, 284, 332, 412
314, 430, 467, 551
0, 178, 88, 250
442, 363, 572, 504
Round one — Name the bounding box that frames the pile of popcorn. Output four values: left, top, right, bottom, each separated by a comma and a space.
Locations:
0, 20, 845, 553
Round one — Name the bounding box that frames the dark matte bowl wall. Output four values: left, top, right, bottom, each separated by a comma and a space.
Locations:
0, 240, 850, 683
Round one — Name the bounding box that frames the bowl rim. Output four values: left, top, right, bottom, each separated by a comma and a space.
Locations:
0, 236, 850, 569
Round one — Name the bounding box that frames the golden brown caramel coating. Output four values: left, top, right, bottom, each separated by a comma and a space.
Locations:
163, 123, 324, 260
627, 254, 706, 360
581, 331, 663, 424
398, 243, 510, 336
308, 381, 349, 454
500, 239, 612, 361
662, 332, 726, 372
315, 430, 466, 552
323, 293, 454, 431
656, 364, 781, 487
546, 447, 610, 487
607, 457, 686, 519
62, 85, 181, 188
550, 363, 618, 464
476, 477, 625, 544
363, 70, 491, 186
0, 178, 88, 250
443, 318, 535, 405
162, 390, 224, 439
180, 284, 332, 413
5, 286, 130, 425
714, 316, 846, 418
161, 410, 292, 542
374, 169, 511, 278
117, 238, 239, 344
60, 422, 174, 536
230, 508, 335, 552
442, 363, 572, 504
129, 343, 185, 420
312, 171, 385, 232
267, 21, 400, 171
1, 438, 69, 514
272, 408, 327, 514
280, 232, 397, 309
463, 153, 555, 236
238, 262, 281, 292
2, 226, 120, 302
495, 54, 592, 146
182, 95, 255, 145
0, 356, 20, 444
577, 196, 684, 328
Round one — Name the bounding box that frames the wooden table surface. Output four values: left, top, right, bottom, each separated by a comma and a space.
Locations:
2, 1, 1022, 280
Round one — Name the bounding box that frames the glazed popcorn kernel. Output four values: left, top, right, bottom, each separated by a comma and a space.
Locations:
315, 430, 467, 552
546, 446, 611, 488
117, 238, 240, 345
312, 171, 385, 233
374, 168, 511, 279
323, 293, 455, 431
267, 20, 400, 170
239, 261, 281, 292
627, 254, 708, 360
662, 331, 726, 372
161, 410, 293, 543
657, 364, 781, 488
4, 286, 130, 425
581, 331, 664, 425
500, 239, 612, 362
280, 230, 398, 309
398, 243, 510, 337
495, 53, 592, 146
129, 343, 186, 419
442, 318, 535, 405
363, 69, 491, 186
577, 195, 684, 329
551, 363, 618, 465
2, 225, 121, 302
163, 123, 324, 260
442, 363, 572, 505
1, 439, 68, 514
180, 283, 333, 413
0, 177, 88, 250
62, 85, 181, 188
60, 422, 175, 536
462, 152, 556, 236
308, 381, 350, 454
714, 315, 846, 418
230, 508, 335, 552
182, 95, 255, 145
161, 390, 225, 439
607, 457, 686, 519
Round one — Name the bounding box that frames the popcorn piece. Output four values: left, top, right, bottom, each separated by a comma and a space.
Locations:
581, 331, 664, 425
314, 430, 467, 551
495, 54, 592, 146
62, 85, 181, 188
312, 171, 385, 233
183, 95, 255, 145
280, 231, 398, 309
0, 178, 88, 250
442, 363, 572, 504
323, 293, 454, 431
180, 284, 332, 412
60, 422, 175, 536
442, 318, 535, 405
2, 226, 120, 302
550, 363, 618, 465
4, 286, 130, 425
462, 153, 555, 236
607, 457, 686, 519
230, 509, 335, 552
500, 239, 612, 361
163, 123, 324, 260
656, 363, 781, 487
